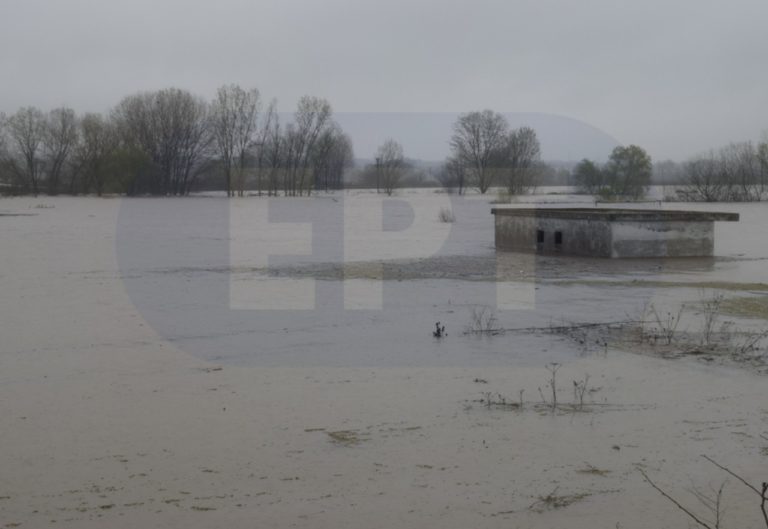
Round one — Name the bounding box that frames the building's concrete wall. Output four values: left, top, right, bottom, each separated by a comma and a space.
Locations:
495, 215, 613, 257
610, 220, 714, 258
495, 216, 716, 258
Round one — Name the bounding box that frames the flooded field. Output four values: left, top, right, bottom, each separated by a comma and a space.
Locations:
1, 189, 766, 528
5, 189, 767, 368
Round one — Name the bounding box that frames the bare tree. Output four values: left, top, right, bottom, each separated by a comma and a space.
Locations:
327, 131, 354, 190
721, 142, 760, 201
73, 113, 118, 196
376, 139, 405, 196
758, 140, 768, 192
310, 126, 336, 192
683, 141, 766, 202
450, 110, 509, 194
438, 156, 467, 194
113, 88, 210, 195
5, 107, 46, 195
262, 108, 284, 196
161, 89, 210, 196
0, 114, 11, 192
210, 84, 261, 197
505, 126, 541, 195
43, 107, 78, 195
683, 152, 726, 202
282, 96, 333, 196
252, 98, 277, 196
312, 124, 354, 192
282, 123, 301, 196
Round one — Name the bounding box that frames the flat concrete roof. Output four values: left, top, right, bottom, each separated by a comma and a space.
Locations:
491, 208, 739, 222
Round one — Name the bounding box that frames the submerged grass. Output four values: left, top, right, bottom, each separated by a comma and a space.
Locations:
721, 296, 768, 320
326, 430, 367, 446
576, 464, 612, 477
529, 487, 592, 512
554, 279, 768, 293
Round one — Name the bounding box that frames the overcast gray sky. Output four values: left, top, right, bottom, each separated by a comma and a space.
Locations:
1, 0, 766, 161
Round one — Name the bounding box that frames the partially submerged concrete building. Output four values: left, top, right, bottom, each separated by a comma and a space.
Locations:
491, 208, 739, 258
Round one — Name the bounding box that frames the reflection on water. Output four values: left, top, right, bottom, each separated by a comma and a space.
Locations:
0, 189, 764, 367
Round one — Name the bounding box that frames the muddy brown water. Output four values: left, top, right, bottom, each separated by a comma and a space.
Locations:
1, 190, 765, 367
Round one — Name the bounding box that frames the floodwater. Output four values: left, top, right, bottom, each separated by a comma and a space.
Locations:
2, 189, 767, 529
1, 188, 765, 367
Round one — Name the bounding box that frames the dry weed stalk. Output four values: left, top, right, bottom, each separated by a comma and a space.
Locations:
437, 207, 456, 223
466, 305, 498, 334
650, 303, 685, 345
700, 292, 725, 346
573, 374, 591, 410
546, 362, 560, 411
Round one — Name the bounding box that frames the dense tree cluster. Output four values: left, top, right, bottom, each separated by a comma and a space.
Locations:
0, 86, 354, 196
573, 145, 652, 199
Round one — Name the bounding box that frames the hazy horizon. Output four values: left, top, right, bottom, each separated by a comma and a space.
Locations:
2, 0, 767, 162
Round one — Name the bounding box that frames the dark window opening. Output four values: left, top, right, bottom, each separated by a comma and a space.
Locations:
536, 230, 545, 243
554, 231, 563, 245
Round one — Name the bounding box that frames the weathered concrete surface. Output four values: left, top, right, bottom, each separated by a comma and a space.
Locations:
611, 220, 713, 258
494, 215, 613, 256
492, 208, 738, 258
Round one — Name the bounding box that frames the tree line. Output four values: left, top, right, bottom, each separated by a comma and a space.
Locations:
8, 95, 758, 202
0, 96, 641, 199
656, 140, 768, 202
574, 138, 768, 202
0, 86, 354, 197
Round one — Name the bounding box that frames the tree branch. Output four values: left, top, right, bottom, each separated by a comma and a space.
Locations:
638, 468, 714, 529
701, 455, 768, 528
701, 455, 760, 496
